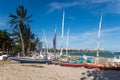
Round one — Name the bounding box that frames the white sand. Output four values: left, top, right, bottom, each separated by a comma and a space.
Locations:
0, 61, 120, 80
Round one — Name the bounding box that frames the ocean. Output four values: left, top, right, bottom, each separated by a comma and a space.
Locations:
66, 52, 120, 58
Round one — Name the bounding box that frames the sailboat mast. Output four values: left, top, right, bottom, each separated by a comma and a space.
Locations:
60, 11, 65, 56
66, 28, 70, 61
53, 28, 57, 58
97, 11, 103, 57
43, 30, 48, 54
53, 28, 57, 53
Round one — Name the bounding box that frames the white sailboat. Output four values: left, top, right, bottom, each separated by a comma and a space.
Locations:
60, 11, 65, 56
83, 12, 104, 68
66, 28, 70, 62
96, 11, 103, 63
42, 30, 49, 59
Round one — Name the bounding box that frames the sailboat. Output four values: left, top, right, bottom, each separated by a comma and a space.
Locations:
66, 28, 70, 62
51, 11, 65, 64
9, 53, 50, 63
60, 11, 65, 57
43, 30, 49, 59
51, 11, 84, 67
51, 11, 68, 64
9, 30, 50, 64
84, 11, 105, 69
60, 29, 84, 67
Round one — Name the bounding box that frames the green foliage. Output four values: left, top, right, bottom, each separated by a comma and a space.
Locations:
8, 5, 39, 56
0, 30, 14, 52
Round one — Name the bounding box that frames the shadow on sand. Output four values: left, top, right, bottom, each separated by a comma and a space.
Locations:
80, 69, 120, 80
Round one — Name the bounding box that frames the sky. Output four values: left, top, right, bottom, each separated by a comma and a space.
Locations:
0, 0, 120, 52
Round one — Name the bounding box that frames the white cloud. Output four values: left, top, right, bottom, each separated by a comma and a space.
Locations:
103, 27, 120, 33
47, 1, 80, 13
90, 0, 112, 3
47, 0, 120, 14
65, 27, 120, 49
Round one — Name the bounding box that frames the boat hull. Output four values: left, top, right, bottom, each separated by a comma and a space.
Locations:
60, 63, 83, 67
84, 63, 105, 69
9, 57, 49, 64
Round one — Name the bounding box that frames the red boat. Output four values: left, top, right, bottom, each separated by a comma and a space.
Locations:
60, 63, 84, 67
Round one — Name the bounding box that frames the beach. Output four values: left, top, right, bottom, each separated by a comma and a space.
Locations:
0, 61, 120, 80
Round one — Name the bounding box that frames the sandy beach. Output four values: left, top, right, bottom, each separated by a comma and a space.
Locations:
0, 61, 120, 80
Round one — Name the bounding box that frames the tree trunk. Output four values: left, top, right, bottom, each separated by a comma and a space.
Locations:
27, 27, 31, 56
2, 43, 5, 55
27, 34, 31, 54
18, 25, 25, 57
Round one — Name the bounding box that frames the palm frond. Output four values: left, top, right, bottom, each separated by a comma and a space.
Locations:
9, 14, 18, 18
16, 8, 21, 17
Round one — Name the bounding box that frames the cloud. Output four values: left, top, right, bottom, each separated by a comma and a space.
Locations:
104, 0, 120, 14
80, 27, 120, 39
65, 27, 120, 49
103, 27, 120, 33
46, 26, 120, 50
47, 0, 120, 14
47, 1, 80, 13
90, 0, 112, 3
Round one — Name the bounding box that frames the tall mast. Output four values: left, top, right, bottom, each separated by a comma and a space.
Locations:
96, 11, 103, 58
53, 28, 57, 59
60, 11, 65, 56
53, 28, 57, 53
66, 28, 70, 61
43, 30, 48, 54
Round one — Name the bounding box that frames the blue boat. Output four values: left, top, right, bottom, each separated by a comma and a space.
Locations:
9, 57, 50, 64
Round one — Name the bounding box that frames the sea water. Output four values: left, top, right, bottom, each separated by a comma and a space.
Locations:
66, 52, 120, 58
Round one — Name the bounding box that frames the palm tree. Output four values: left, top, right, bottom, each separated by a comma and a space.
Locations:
8, 5, 32, 56
22, 24, 31, 54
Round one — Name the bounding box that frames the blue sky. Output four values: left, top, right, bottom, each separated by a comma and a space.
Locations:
0, 0, 120, 51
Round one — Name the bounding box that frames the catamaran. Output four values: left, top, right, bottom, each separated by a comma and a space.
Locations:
84, 10, 105, 69
50, 11, 65, 64
51, 11, 84, 67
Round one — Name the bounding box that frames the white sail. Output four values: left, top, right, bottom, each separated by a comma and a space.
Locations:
96, 11, 103, 57
43, 30, 48, 55
66, 28, 70, 61
60, 11, 65, 56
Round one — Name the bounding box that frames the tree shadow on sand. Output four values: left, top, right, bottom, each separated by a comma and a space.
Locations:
80, 69, 120, 80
